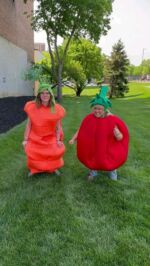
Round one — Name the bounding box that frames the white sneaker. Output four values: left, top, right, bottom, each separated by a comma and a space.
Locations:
109, 170, 117, 181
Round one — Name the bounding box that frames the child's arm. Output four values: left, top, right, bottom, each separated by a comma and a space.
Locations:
69, 130, 79, 144
114, 126, 123, 141
22, 118, 32, 146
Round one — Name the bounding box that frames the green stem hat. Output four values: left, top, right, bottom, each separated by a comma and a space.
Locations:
90, 85, 112, 109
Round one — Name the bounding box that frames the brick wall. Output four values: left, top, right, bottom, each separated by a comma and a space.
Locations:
0, 0, 34, 61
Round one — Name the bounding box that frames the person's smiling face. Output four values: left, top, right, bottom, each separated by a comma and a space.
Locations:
40, 90, 51, 105
92, 105, 105, 118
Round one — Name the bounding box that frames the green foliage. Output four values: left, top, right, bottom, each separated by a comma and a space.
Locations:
128, 59, 150, 78
102, 54, 112, 82
39, 38, 103, 96
32, 0, 112, 42
24, 63, 52, 83
26, 0, 113, 101
0, 82, 150, 265
66, 38, 103, 80
141, 59, 150, 75
109, 39, 130, 98
63, 38, 103, 96
64, 60, 86, 96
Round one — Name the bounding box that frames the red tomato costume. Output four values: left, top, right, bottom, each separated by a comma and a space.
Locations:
24, 101, 65, 174
76, 85, 129, 171
77, 113, 129, 171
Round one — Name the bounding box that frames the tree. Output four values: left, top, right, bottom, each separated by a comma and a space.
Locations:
66, 39, 103, 81
109, 39, 129, 98
65, 60, 86, 96
127, 64, 135, 76
141, 59, 150, 75
24, 0, 113, 101
102, 54, 111, 83
133, 65, 142, 76
63, 38, 103, 95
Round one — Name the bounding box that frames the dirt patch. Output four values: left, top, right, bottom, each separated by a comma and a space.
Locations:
0, 96, 34, 134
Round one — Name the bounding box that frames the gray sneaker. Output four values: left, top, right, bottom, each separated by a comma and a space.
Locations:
28, 172, 33, 177
54, 169, 61, 176
87, 170, 98, 181
109, 170, 117, 181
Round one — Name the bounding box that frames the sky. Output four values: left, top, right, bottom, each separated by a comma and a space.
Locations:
34, 0, 150, 66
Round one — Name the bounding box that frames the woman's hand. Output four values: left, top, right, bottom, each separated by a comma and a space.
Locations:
57, 140, 63, 147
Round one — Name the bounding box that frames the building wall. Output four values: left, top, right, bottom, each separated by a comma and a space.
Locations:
0, 0, 34, 97
0, 0, 34, 61
0, 36, 33, 97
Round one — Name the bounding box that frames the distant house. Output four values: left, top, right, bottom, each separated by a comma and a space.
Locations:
34, 42, 46, 63
0, 0, 34, 97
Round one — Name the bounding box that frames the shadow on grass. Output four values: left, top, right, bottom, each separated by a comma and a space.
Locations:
124, 93, 143, 98
63, 93, 150, 104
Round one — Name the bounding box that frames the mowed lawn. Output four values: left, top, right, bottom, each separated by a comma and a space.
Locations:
0, 82, 150, 266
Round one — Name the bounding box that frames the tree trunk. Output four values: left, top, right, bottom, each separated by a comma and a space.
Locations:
46, 32, 57, 84
76, 86, 83, 96
57, 64, 63, 102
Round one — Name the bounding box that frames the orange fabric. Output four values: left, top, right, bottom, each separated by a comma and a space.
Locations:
24, 101, 66, 174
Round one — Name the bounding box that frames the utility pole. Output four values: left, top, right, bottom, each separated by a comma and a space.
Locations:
141, 48, 146, 63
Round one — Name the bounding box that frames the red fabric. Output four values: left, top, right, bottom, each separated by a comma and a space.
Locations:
77, 114, 129, 171
24, 101, 66, 174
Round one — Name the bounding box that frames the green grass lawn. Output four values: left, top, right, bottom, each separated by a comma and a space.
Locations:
0, 82, 150, 266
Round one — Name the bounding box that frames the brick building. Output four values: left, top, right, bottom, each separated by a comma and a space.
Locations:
0, 0, 34, 97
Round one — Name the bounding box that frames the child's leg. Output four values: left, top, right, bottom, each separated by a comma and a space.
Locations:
87, 170, 98, 181
108, 169, 117, 180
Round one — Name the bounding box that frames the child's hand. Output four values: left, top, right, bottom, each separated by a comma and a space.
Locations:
69, 139, 75, 145
114, 126, 123, 141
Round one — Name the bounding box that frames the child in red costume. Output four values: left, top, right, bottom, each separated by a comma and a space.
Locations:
69, 85, 129, 181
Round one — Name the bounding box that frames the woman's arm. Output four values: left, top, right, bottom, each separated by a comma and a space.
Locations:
56, 120, 63, 147
22, 118, 32, 146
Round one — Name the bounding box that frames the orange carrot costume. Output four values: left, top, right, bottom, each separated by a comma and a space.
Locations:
24, 99, 66, 174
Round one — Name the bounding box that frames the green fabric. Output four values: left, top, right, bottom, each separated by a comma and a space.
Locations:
37, 83, 55, 107
90, 85, 112, 109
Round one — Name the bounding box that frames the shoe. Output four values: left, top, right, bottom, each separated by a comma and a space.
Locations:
28, 171, 33, 177
109, 170, 117, 181
54, 169, 61, 176
87, 174, 95, 181
87, 170, 98, 181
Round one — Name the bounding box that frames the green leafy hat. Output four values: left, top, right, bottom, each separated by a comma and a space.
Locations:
90, 85, 112, 109
37, 83, 55, 107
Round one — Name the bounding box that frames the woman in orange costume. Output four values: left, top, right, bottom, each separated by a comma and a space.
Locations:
22, 83, 66, 176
